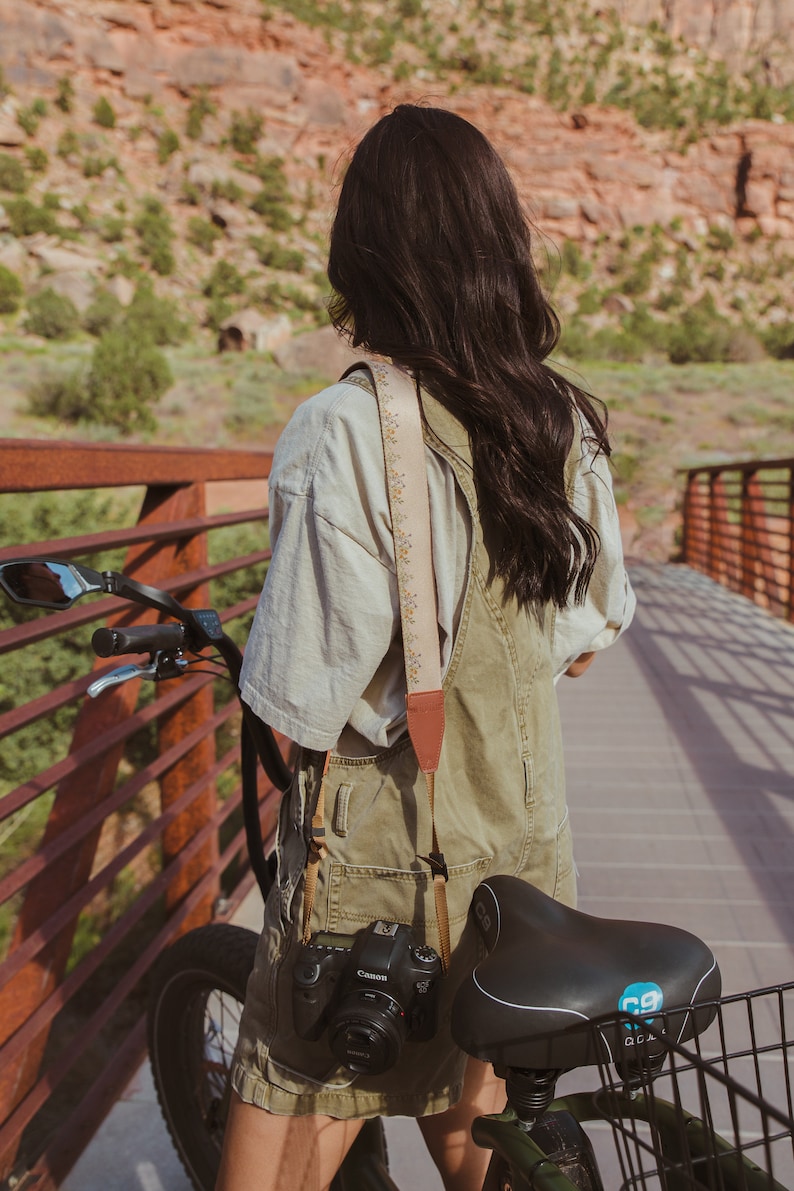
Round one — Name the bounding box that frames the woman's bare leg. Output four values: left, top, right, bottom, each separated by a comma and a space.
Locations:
216, 1091, 364, 1191
417, 1057, 505, 1191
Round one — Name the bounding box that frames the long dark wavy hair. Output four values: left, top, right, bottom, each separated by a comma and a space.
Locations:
327, 104, 609, 610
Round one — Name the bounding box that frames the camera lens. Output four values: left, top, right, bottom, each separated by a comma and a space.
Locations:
329, 989, 409, 1075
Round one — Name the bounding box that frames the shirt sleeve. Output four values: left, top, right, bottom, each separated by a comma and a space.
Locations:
551, 440, 636, 682
238, 382, 404, 751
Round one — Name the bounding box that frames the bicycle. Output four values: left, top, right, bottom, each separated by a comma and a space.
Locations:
1, 556, 792, 1191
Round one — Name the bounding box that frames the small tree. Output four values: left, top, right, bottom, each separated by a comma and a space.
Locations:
228, 109, 263, 155
0, 264, 23, 314
0, 153, 28, 194
83, 289, 124, 337
157, 128, 180, 164
24, 288, 80, 339
55, 76, 75, 113
84, 327, 173, 431
133, 196, 175, 275
93, 96, 117, 129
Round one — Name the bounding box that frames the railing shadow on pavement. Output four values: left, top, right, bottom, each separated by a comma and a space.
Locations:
624, 562, 794, 950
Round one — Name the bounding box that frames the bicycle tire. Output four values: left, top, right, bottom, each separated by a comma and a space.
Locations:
147, 923, 258, 1191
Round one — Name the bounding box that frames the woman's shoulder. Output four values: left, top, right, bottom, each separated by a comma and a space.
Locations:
270, 370, 382, 496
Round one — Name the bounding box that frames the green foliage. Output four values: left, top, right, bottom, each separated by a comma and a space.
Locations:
24, 145, 48, 174
24, 287, 80, 340
124, 280, 190, 346
83, 154, 119, 178
667, 295, 733, 364
29, 326, 173, 432
228, 108, 263, 155
210, 177, 245, 203
93, 95, 117, 129
760, 322, 794, 360
55, 76, 75, 113
157, 127, 180, 164
17, 102, 45, 137
249, 235, 304, 272
187, 216, 223, 255
82, 289, 124, 337
560, 238, 590, 280
100, 215, 126, 243
0, 490, 131, 803
57, 129, 80, 158
0, 153, 28, 193
133, 196, 175, 275
203, 260, 247, 300
186, 87, 217, 140
0, 264, 23, 314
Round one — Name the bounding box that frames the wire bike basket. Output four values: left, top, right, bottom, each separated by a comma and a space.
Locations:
588, 982, 794, 1190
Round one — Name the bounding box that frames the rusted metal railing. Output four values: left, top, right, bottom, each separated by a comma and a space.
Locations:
0, 439, 283, 1190
681, 458, 794, 623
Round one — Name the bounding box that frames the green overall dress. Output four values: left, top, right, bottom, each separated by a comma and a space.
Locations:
232, 386, 577, 1119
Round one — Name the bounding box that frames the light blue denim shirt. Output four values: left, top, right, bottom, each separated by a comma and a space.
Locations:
240, 379, 635, 753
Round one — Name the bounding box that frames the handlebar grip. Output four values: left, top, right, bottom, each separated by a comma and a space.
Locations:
92, 623, 186, 657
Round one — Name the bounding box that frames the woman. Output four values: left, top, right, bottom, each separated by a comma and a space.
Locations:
217, 104, 634, 1191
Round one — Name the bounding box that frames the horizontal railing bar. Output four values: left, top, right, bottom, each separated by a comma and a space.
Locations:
0, 673, 212, 824
0, 754, 268, 998
0, 671, 98, 739
680, 459, 794, 478
0, 551, 270, 657
0, 698, 239, 907
0, 509, 267, 565
0, 439, 273, 492
0, 811, 262, 1158
0, 755, 262, 1066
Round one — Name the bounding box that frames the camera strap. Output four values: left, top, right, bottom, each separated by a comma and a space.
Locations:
301, 361, 451, 974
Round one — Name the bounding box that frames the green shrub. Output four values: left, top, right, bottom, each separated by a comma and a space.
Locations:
667, 295, 732, 364
100, 215, 126, 243
81, 327, 173, 431
56, 129, 80, 159
185, 87, 216, 140
83, 289, 124, 337
83, 154, 119, 178
31, 327, 173, 432
6, 196, 44, 238
204, 294, 234, 332
157, 127, 180, 164
17, 105, 43, 137
210, 177, 244, 203
187, 216, 223, 255
133, 196, 175, 275
249, 235, 304, 272
203, 260, 246, 300
24, 287, 80, 339
250, 192, 292, 231
93, 96, 116, 129
55, 76, 75, 113
0, 153, 27, 193
124, 281, 190, 346
761, 322, 794, 359
0, 264, 23, 314
228, 109, 263, 155
24, 146, 48, 174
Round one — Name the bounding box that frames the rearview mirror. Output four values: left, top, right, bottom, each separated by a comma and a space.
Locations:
0, 560, 105, 610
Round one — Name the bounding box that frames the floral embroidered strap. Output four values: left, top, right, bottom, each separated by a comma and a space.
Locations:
368, 360, 451, 973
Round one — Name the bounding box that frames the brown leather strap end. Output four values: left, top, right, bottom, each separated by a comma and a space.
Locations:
406, 689, 445, 773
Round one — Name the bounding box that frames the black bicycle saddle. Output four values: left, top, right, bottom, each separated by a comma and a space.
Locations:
451, 876, 721, 1070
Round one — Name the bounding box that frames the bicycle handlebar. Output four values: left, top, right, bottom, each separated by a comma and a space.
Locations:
92, 623, 187, 657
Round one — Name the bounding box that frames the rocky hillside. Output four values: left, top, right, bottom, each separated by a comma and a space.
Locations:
0, 0, 793, 362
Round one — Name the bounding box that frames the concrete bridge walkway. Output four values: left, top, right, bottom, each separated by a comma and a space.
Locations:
62, 562, 794, 1190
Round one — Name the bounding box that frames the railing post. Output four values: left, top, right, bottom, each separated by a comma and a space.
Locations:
789, 467, 794, 624
740, 470, 756, 602
681, 472, 694, 565
153, 481, 219, 932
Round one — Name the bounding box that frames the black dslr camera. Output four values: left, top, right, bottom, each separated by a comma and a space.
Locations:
292, 921, 442, 1075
